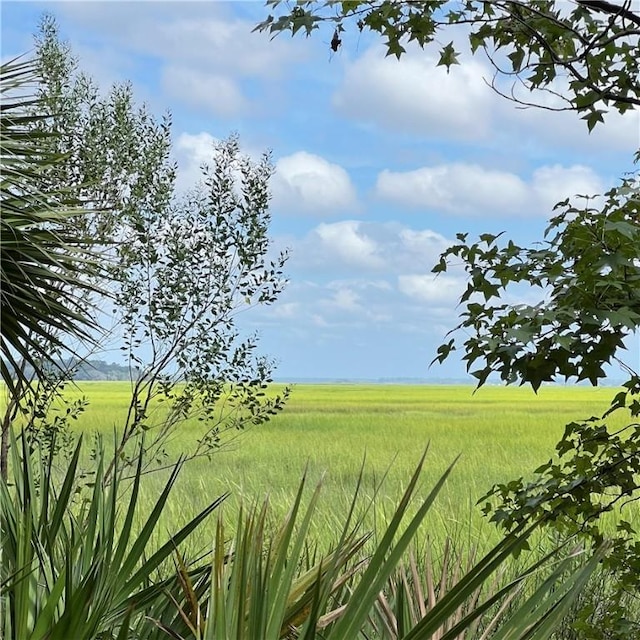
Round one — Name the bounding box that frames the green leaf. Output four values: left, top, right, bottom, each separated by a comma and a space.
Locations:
581, 108, 606, 132
437, 41, 460, 71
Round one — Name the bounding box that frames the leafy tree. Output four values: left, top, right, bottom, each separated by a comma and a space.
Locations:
110, 134, 289, 473
258, 0, 640, 633
257, 0, 640, 126
1, 17, 289, 477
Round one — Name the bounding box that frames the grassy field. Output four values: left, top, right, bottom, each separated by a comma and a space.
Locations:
55, 382, 624, 551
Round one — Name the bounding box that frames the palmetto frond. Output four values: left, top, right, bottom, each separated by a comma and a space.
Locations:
0, 55, 106, 391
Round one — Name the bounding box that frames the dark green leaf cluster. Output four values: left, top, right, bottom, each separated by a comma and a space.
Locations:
433, 171, 640, 611
257, 1, 640, 120
480, 376, 640, 610
432, 172, 640, 390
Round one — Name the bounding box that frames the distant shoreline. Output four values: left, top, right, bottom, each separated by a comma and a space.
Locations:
68, 377, 626, 387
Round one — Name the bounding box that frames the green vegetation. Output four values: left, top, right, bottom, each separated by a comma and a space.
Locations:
49, 382, 629, 548
5, 422, 606, 640
3, 382, 624, 638
1, 17, 289, 480
0, 56, 106, 395
2, 3, 639, 637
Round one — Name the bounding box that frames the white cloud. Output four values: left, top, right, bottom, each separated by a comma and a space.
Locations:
174, 132, 271, 193
138, 15, 300, 79
377, 164, 529, 215
399, 229, 453, 255
327, 279, 393, 292
55, 3, 299, 79
333, 47, 494, 140
162, 66, 247, 117
333, 43, 638, 154
317, 285, 393, 324
174, 132, 220, 193
52, 3, 302, 118
292, 221, 452, 274
176, 132, 218, 164
398, 274, 465, 306
262, 278, 395, 330
322, 287, 362, 313
174, 138, 361, 223
255, 222, 463, 340
531, 165, 605, 212
394, 228, 453, 272
311, 221, 384, 269
498, 85, 640, 154
375, 162, 605, 217
272, 152, 358, 215
270, 302, 300, 319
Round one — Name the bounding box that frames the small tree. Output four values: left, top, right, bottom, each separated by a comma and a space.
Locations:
111, 134, 289, 472
1, 17, 288, 476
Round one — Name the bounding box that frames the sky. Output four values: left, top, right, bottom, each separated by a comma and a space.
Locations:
2, 0, 639, 382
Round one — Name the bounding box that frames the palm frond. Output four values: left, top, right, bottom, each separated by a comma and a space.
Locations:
0, 55, 108, 391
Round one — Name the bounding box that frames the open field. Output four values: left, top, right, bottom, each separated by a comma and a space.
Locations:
53, 382, 626, 551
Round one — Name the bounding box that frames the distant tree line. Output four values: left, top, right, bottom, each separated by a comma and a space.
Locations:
12, 358, 133, 381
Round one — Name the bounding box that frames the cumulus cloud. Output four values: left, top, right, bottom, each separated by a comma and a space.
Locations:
322, 287, 363, 313
136, 14, 300, 79
333, 46, 494, 140
292, 221, 452, 274
398, 274, 465, 306
261, 278, 395, 331
399, 229, 454, 255
54, 3, 302, 118
531, 165, 605, 212
270, 302, 300, 319
377, 164, 529, 215
174, 138, 360, 214
375, 162, 604, 217
272, 152, 358, 215
173, 132, 215, 192
311, 220, 384, 269
174, 132, 272, 193
55, 2, 299, 77
498, 85, 640, 155
251, 221, 465, 350
332, 43, 638, 154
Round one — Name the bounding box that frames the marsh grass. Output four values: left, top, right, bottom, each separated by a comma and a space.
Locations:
35, 382, 630, 555
4, 382, 636, 637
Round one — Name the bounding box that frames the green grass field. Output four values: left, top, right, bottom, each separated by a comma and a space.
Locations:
57, 382, 624, 551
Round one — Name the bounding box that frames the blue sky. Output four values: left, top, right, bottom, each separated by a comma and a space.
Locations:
3, 1, 639, 381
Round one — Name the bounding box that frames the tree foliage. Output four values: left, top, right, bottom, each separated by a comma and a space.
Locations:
1, 17, 289, 477
257, 0, 640, 125
431, 176, 640, 391
111, 134, 289, 471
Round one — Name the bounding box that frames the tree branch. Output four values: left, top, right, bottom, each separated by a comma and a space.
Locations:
577, 0, 640, 29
